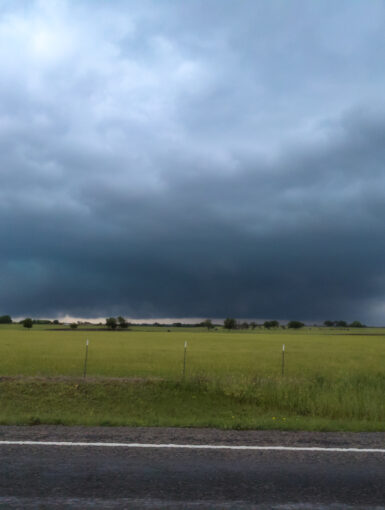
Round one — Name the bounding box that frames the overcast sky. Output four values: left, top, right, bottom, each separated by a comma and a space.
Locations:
1, 0, 385, 324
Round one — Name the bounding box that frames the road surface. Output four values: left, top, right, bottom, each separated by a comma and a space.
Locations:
0, 426, 385, 509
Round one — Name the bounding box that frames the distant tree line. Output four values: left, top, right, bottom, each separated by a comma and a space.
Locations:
0, 316, 61, 328
166, 321, 219, 329
323, 320, 365, 328
21, 318, 63, 328
0, 316, 67, 328
0, 314, 368, 330
222, 318, 367, 330
223, 318, 305, 330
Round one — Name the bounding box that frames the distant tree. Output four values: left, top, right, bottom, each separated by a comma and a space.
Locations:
349, 321, 365, 328
264, 320, 279, 329
118, 316, 129, 329
287, 320, 304, 329
70, 323, 78, 329
224, 318, 237, 330
240, 322, 249, 329
335, 320, 347, 328
106, 317, 117, 330
323, 320, 333, 327
0, 315, 12, 324
53, 319, 60, 325
173, 322, 182, 327
250, 321, 257, 330
202, 319, 214, 331
23, 318, 33, 329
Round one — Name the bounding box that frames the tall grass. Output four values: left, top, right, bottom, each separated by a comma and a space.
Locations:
1, 325, 385, 429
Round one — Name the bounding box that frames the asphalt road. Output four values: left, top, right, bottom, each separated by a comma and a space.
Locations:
1, 427, 385, 509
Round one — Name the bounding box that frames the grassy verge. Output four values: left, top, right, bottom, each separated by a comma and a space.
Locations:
2, 326, 385, 430
2, 375, 385, 431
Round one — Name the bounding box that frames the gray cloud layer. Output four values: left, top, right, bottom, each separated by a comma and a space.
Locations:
1, 0, 385, 323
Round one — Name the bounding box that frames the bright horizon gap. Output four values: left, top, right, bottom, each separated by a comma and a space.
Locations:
13, 316, 276, 324
9, 316, 375, 327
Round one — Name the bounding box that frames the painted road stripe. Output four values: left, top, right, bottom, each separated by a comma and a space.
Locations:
0, 441, 385, 452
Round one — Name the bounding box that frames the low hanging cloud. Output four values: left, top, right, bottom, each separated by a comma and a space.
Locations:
1, 0, 385, 323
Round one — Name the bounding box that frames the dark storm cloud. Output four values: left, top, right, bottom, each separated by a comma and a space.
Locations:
1, 0, 385, 323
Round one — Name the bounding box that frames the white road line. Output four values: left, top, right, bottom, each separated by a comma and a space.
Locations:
0, 441, 384, 453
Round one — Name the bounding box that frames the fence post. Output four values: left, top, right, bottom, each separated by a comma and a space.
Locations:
183, 341, 187, 379
83, 339, 89, 379
282, 344, 285, 376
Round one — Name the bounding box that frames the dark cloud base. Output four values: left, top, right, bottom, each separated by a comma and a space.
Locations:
2, 111, 385, 324
1, 1, 385, 324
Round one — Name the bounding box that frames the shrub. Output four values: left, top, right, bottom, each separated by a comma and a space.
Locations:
287, 320, 304, 329
264, 320, 279, 329
23, 318, 33, 329
350, 321, 365, 328
224, 318, 237, 329
106, 317, 117, 329
117, 316, 129, 329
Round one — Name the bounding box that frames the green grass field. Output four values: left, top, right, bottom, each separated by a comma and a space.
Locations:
1, 324, 385, 430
